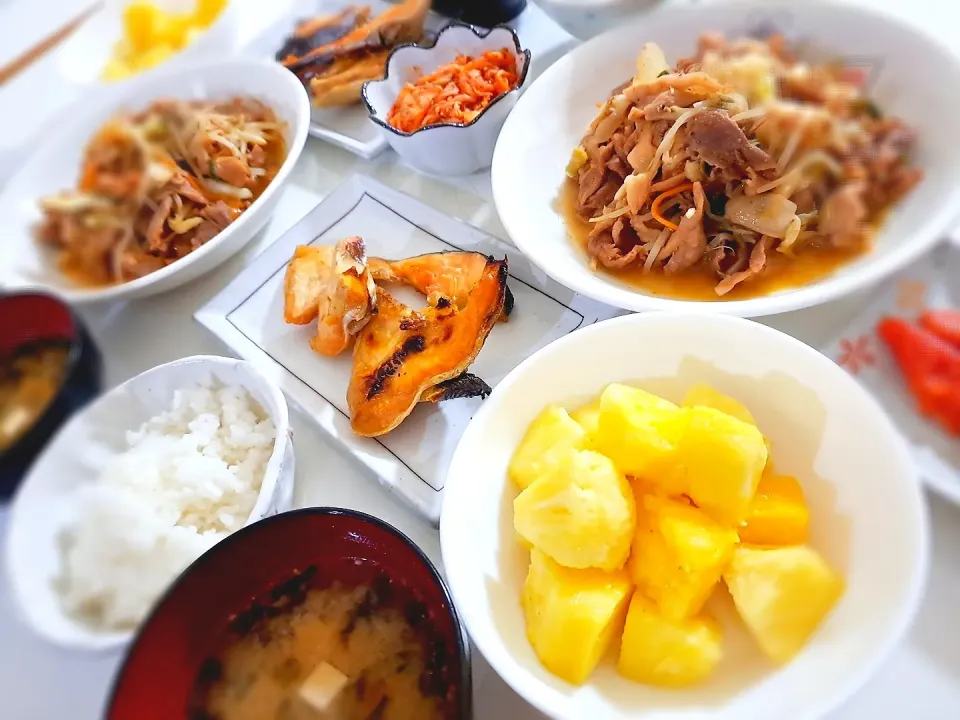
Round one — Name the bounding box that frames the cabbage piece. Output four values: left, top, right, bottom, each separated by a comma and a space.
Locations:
724, 194, 798, 239
635, 43, 670, 84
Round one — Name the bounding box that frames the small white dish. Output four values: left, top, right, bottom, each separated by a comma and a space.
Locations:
537, 0, 664, 39
441, 312, 928, 720
5, 355, 295, 651
55, 0, 243, 86
491, 0, 960, 317
362, 22, 531, 176
0, 57, 310, 304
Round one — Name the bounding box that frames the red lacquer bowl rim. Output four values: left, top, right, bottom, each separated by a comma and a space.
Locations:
106, 507, 473, 718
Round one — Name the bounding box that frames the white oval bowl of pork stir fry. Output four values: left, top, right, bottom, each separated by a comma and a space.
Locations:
492, 0, 960, 316
0, 57, 310, 304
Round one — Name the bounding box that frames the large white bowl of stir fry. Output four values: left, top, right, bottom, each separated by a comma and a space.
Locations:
0, 57, 310, 304
492, 0, 960, 316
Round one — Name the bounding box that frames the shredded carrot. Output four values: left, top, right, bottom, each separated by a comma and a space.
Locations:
650, 181, 694, 230
386, 49, 520, 133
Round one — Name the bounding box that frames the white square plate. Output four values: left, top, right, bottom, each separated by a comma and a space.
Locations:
239, 0, 577, 161
196, 175, 619, 522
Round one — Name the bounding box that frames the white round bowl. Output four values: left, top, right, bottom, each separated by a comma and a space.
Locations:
56, 0, 243, 85
491, 0, 960, 317
5, 355, 295, 651
362, 23, 531, 177
440, 312, 928, 720
0, 57, 310, 304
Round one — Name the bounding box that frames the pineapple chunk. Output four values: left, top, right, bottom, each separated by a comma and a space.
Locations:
509, 405, 586, 490
593, 384, 685, 483
739, 474, 809, 546
682, 383, 757, 425
618, 593, 723, 687
628, 495, 739, 620
663, 405, 767, 526
724, 546, 844, 664
522, 549, 632, 685
514, 450, 635, 570
570, 399, 601, 438
683, 383, 774, 464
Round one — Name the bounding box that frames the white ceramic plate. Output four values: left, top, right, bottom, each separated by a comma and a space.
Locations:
441, 312, 928, 720
819, 242, 960, 506
0, 57, 310, 304
491, 0, 960, 317
5, 356, 295, 651
195, 175, 620, 523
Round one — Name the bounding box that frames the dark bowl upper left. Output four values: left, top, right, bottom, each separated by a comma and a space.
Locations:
0, 291, 102, 498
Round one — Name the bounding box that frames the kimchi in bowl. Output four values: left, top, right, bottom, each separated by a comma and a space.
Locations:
491, 0, 960, 316
0, 57, 310, 304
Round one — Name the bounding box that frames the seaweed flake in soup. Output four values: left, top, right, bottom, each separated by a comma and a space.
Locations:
189, 567, 458, 719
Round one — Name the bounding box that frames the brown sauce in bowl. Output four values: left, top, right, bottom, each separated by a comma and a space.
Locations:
0, 340, 71, 453
558, 179, 868, 302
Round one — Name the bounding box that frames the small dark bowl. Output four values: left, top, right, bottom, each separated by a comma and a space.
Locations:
107, 508, 473, 719
0, 291, 102, 498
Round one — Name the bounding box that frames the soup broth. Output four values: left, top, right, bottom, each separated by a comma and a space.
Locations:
0, 339, 70, 452
190, 569, 456, 720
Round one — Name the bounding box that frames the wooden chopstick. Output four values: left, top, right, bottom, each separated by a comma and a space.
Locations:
0, 2, 103, 87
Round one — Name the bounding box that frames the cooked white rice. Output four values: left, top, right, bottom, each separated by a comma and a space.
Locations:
59, 382, 277, 630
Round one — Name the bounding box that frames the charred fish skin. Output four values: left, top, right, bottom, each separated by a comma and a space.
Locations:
421, 373, 493, 403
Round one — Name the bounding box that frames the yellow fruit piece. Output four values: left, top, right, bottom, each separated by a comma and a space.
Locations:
682, 383, 774, 476
522, 549, 632, 685
101, 58, 133, 81
194, 0, 228, 26
628, 495, 739, 620
664, 405, 767, 526
739, 474, 809, 546
618, 593, 722, 687
123, 1, 162, 53
724, 546, 844, 664
593, 383, 685, 483
682, 383, 756, 425
508, 405, 586, 490
570, 399, 601, 438
514, 449, 635, 571
137, 43, 176, 71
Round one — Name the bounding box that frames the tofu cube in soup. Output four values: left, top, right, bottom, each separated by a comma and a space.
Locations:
522, 549, 632, 685
628, 494, 739, 621
618, 593, 723, 688
514, 449, 636, 571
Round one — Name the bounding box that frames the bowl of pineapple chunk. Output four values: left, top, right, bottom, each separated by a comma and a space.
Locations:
440, 311, 928, 720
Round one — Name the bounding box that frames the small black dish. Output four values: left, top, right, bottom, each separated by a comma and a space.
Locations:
0, 292, 102, 498
432, 0, 527, 26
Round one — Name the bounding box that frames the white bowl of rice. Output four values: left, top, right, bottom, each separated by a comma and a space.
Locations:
4, 355, 294, 650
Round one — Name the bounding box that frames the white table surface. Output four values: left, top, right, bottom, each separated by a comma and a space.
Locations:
3, 1, 960, 718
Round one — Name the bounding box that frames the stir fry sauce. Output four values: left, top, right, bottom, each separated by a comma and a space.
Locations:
37, 98, 286, 287
559, 179, 865, 300
190, 569, 457, 720
565, 34, 921, 299
0, 340, 71, 453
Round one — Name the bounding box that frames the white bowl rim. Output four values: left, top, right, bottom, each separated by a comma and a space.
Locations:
360, 22, 532, 138
4, 354, 292, 652
0, 56, 310, 305
440, 310, 930, 720
490, 0, 960, 318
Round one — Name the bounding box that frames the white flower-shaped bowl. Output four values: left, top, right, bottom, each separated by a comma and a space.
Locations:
362, 23, 531, 176
5, 355, 295, 651
441, 312, 929, 720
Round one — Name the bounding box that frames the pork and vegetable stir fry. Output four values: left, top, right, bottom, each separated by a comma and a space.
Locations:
567, 34, 922, 296
37, 98, 286, 286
